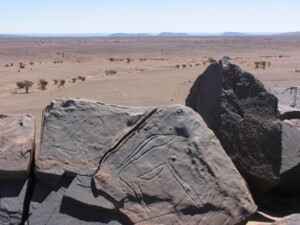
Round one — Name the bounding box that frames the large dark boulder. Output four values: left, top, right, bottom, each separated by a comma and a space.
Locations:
186, 62, 282, 195
27, 99, 256, 225
0, 114, 35, 225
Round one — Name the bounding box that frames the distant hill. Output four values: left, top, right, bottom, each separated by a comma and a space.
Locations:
158, 32, 189, 37
0, 34, 24, 38
275, 31, 300, 36
109, 33, 151, 37
222, 32, 248, 36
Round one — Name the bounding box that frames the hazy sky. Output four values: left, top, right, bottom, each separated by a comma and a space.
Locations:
1, 0, 299, 33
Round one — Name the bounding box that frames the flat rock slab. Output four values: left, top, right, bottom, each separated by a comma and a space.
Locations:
271, 214, 300, 225
279, 120, 300, 195
186, 62, 282, 195
0, 114, 35, 178
28, 100, 256, 225
277, 105, 300, 120
94, 105, 256, 225
0, 114, 35, 225
271, 87, 300, 109
36, 98, 156, 178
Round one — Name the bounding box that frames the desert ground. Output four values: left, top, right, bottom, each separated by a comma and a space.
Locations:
0, 36, 300, 224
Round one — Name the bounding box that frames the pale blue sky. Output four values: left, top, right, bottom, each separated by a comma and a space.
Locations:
0, 0, 299, 33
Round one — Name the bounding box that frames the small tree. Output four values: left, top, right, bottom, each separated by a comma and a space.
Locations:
254, 62, 260, 69
24, 80, 34, 93
53, 79, 58, 85
16, 80, 33, 93
72, 77, 77, 83
38, 79, 48, 90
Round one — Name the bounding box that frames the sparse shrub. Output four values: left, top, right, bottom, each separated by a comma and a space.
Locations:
222, 56, 231, 60
208, 57, 217, 64
29, 62, 34, 65
16, 81, 26, 89
38, 79, 48, 90
189, 64, 192, 67
105, 70, 117, 75
176, 65, 180, 68
109, 58, 116, 62
195, 63, 201, 66
19, 62, 25, 69
78, 76, 86, 81
72, 78, 77, 83
126, 58, 131, 63
59, 79, 66, 87
296, 69, 300, 73
254, 61, 267, 69
53, 79, 58, 85
268, 62, 271, 67
10, 63, 14, 66
182, 64, 186, 68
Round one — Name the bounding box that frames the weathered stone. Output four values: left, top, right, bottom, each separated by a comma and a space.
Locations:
186, 62, 282, 195
36, 98, 156, 179
278, 105, 300, 120
27, 175, 126, 225
0, 114, 35, 178
94, 105, 257, 225
271, 214, 300, 225
28, 100, 256, 224
28, 99, 156, 224
0, 114, 35, 225
271, 86, 300, 110
279, 120, 300, 196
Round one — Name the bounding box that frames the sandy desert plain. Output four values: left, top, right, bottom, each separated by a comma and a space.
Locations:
0, 35, 300, 224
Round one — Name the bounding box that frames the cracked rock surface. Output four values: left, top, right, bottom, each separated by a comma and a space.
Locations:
26, 99, 256, 225
36, 98, 156, 177
186, 62, 282, 195
0, 114, 35, 225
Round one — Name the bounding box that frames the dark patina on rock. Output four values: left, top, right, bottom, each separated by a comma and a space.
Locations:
27, 99, 256, 225
186, 62, 282, 195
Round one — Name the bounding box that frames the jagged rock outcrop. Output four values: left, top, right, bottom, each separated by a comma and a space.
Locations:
186, 62, 282, 195
26, 99, 256, 225
0, 114, 35, 225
